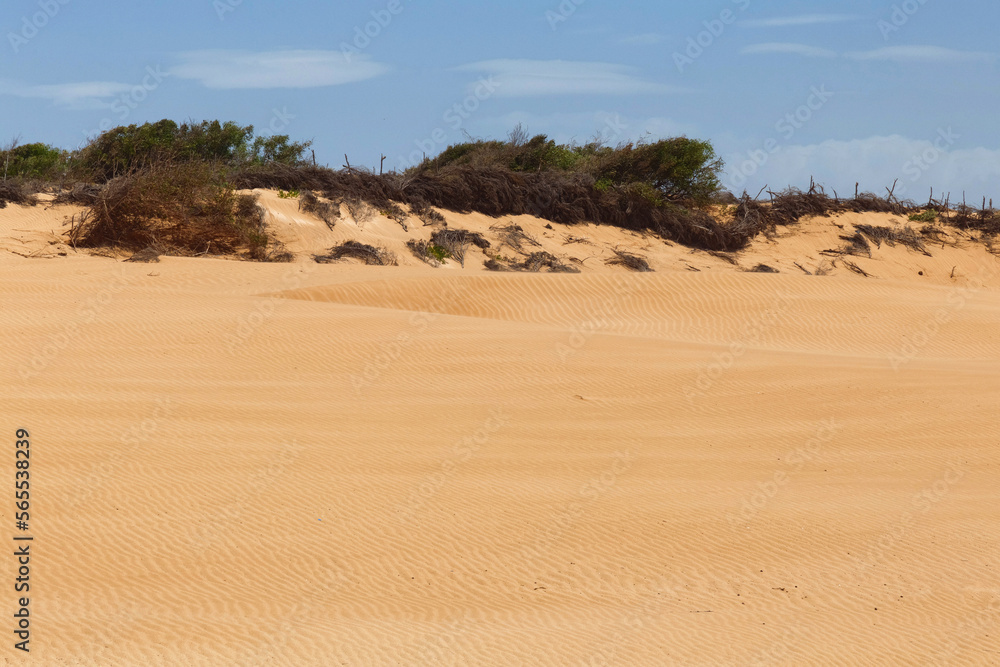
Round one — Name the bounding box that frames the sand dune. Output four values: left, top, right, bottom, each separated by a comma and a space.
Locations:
2, 195, 999, 664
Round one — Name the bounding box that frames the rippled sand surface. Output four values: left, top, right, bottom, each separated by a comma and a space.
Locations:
2, 198, 999, 664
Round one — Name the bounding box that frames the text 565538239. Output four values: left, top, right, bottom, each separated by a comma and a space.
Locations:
14, 429, 32, 653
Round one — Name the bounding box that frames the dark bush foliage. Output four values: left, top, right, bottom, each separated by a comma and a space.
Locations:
69, 161, 271, 258
52, 183, 101, 206
0, 180, 37, 208
413, 126, 723, 205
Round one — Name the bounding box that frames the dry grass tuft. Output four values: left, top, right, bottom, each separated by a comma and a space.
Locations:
408, 199, 446, 226
485, 251, 580, 273
0, 181, 38, 208
855, 223, 930, 255
491, 222, 541, 253
298, 190, 338, 229
429, 228, 490, 267
842, 259, 873, 277
315, 241, 397, 266
52, 183, 101, 206
834, 231, 873, 258
605, 249, 653, 272
708, 250, 739, 265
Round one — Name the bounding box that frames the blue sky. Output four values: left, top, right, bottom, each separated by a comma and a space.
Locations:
2, 0, 998, 201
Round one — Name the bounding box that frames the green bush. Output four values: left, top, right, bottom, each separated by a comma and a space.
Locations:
412, 128, 724, 205
1, 143, 67, 180
427, 243, 451, 262
589, 138, 723, 204
76, 120, 312, 182
908, 210, 937, 223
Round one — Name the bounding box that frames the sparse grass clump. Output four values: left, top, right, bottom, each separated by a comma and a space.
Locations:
315, 241, 397, 266
0, 181, 37, 208
855, 224, 929, 254
909, 210, 937, 223
491, 223, 540, 253
485, 251, 579, 273
298, 190, 338, 229
406, 240, 451, 265
832, 231, 872, 258
409, 199, 445, 226
377, 201, 410, 231
429, 228, 490, 267
605, 249, 653, 272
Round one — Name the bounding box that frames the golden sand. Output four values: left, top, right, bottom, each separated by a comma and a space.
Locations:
2, 194, 998, 664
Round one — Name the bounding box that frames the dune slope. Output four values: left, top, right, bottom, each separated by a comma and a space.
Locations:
1, 197, 999, 664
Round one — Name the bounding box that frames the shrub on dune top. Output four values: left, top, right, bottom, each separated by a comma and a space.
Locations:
70, 160, 273, 258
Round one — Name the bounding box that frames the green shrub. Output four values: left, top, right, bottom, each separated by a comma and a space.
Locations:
75, 120, 312, 182
427, 243, 451, 262
412, 129, 724, 205
2, 143, 67, 180
909, 210, 937, 223
589, 137, 723, 204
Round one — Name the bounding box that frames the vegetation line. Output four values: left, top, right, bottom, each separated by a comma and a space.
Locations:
1, 120, 997, 261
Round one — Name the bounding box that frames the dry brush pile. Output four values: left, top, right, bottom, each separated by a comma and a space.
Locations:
67, 161, 282, 260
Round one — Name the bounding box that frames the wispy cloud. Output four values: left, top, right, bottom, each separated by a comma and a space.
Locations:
741, 43, 838, 58
0, 80, 131, 109
171, 50, 388, 89
725, 135, 1000, 201
486, 110, 697, 145
845, 46, 997, 63
622, 33, 665, 45
453, 60, 681, 97
743, 14, 859, 28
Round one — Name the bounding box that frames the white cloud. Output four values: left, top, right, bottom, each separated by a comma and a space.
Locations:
0, 80, 131, 109
483, 111, 697, 146
743, 14, 859, 28
454, 60, 682, 97
171, 50, 388, 89
723, 135, 1000, 201
741, 43, 838, 58
845, 46, 997, 63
